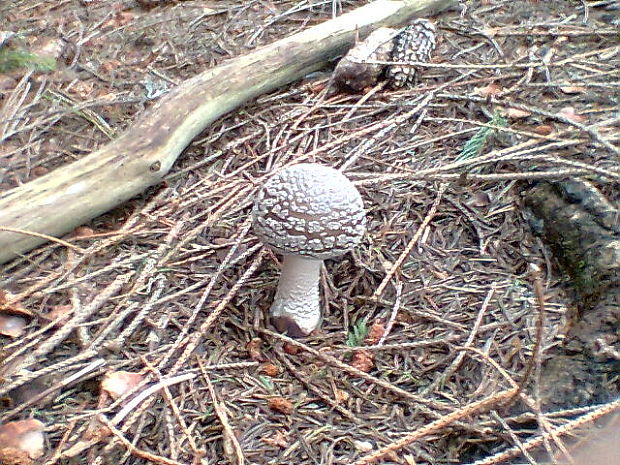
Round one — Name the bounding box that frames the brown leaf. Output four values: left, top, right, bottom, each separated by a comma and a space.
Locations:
558, 106, 587, 123
0, 290, 32, 318
474, 82, 502, 97
31, 166, 48, 177
282, 342, 302, 355
246, 337, 266, 362
532, 124, 554, 136
365, 321, 385, 345
72, 226, 95, 238
351, 349, 374, 373
101, 371, 144, 400
268, 397, 293, 415
482, 27, 499, 37
99, 59, 122, 74
102, 11, 135, 29
261, 430, 288, 448
309, 81, 327, 94
69, 81, 95, 99
559, 86, 586, 94
259, 363, 280, 377
505, 108, 532, 119
395, 312, 415, 324
334, 388, 350, 404
0, 315, 27, 337
0, 419, 45, 460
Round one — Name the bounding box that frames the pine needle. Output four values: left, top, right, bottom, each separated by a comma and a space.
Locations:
457, 113, 507, 162
0, 49, 56, 73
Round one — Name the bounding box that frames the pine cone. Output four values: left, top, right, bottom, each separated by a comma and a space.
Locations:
386, 19, 437, 88
333, 27, 398, 92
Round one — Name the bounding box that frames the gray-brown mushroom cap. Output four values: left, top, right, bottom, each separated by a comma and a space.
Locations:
252, 163, 366, 259
252, 163, 366, 336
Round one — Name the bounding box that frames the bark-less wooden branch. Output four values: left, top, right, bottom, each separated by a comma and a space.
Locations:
0, 0, 456, 264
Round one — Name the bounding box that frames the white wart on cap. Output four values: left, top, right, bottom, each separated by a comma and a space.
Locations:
252, 163, 366, 336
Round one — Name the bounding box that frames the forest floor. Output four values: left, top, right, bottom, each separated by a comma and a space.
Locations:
0, 1, 619, 464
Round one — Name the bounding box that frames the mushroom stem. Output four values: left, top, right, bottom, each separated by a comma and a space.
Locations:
270, 255, 322, 337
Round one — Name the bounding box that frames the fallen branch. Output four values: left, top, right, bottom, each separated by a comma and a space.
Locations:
462, 398, 620, 465
0, 0, 457, 264
352, 388, 519, 465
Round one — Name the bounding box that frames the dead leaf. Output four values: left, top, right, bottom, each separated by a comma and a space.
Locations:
309, 81, 327, 94
99, 59, 122, 74
102, 11, 135, 29
505, 108, 532, 119
259, 363, 280, 377
334, 388, 350, 404
69, 81, 96, 99
31, 166, 48, 177
72, 226, 95, 237
0, 290, 31, 337
282, 342, 301, 355
558, 106, 587, 123
261, 430, 288, 448
0, 315, 27, 337
351, 349, 374, 373
246, 338, 266, 362
0, 290, 32, 318
560, 85, 586, 94
532, 124, 554, 136
365, 321, 385, 345
268, 397, 293, 415
474, 82, 502, 97
0, 419, 45, 461
101, 371, 144, 400
481, 27, 499, 37
395, 312, 415, 324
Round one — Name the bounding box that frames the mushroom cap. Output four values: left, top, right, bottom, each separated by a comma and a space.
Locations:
252, 163, 366, 260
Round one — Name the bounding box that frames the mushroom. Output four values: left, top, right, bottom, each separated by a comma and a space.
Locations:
252, 163, 366, 337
